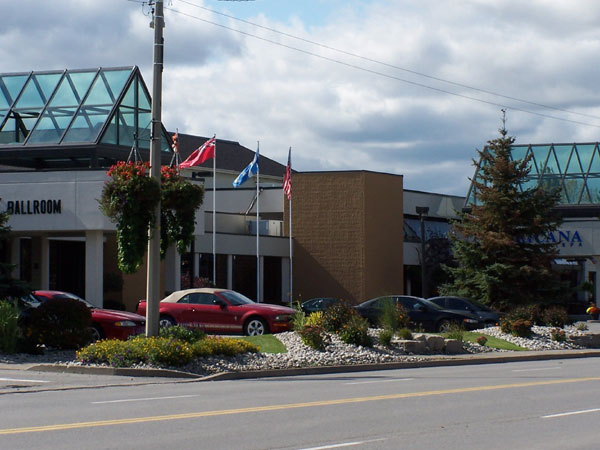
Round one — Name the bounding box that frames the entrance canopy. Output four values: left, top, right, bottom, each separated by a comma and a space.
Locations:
0, 66, 172, 169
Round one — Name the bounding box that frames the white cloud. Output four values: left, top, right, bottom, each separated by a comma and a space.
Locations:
2, 0, 600, 196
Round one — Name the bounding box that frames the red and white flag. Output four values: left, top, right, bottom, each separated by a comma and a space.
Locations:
171, 132, 179, 153
180, 136, 216, 168
282, 147, 292, 200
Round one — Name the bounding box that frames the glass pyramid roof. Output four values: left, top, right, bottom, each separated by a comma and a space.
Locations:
0, 66, 172, 168
466, 143, 600, 207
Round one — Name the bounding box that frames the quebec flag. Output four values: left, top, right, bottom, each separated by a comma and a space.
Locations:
233, 146, 259, 188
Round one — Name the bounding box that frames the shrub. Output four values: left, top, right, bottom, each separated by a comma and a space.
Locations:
550, 328, 566, 342
322, 300, 358, 333
291, 302, 306, 331
378, 328, 394, 347
0, 299, 19, 353
541, 305, 569, 328
378, 298, 409, 332
576, 322, 589, 331
160, 325, 206, 343
443, 323, 464, 342
76, 335, 259, 367
25, 298, 92, 349
298, 325, 329, 351
476, 335, 488, 346
305, 311, 325, 328
510, 319, 533, 338
339, 314, 372, 347
397, 328, 413, 340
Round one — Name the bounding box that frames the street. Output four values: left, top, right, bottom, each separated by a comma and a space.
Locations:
1, 358, 600, 449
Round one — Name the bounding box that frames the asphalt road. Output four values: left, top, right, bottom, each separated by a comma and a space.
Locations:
1, 357, 600, 449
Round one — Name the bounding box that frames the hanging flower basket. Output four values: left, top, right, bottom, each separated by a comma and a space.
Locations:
99, 162, 160, 274
160, 165, 205, 255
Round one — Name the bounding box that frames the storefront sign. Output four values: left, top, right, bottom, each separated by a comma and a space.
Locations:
3, 199, 62, 215
519, 230, 583, 247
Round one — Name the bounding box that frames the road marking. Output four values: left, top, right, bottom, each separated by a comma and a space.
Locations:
512, 367, 562, 372
0, 377, 49, 384
542, 408, 600, 419
92, 394, 202, 404
297, 438, 386, 449
1, 376, 599, 435
345, 378, 414, 385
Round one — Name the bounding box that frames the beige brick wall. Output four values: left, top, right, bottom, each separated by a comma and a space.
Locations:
287, 171, 403, 304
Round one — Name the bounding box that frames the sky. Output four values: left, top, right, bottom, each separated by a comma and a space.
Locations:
2, 0, 600, 196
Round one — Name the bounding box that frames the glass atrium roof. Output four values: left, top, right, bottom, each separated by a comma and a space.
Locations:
0, 66, 172, 169
466, 143, 600, 207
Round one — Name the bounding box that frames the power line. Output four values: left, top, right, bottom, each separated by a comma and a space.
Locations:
164, 5, 600, 129
177, 0, 600, 123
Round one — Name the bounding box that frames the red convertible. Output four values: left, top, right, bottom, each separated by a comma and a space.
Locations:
136, 288, 295, 336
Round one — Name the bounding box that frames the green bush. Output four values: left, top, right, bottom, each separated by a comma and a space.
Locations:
541, 305, 569, 328
378, 298, 408, 332
0, 299, 19, 353
298, 325, 329, 351
322, 300, 358, 333
397, 328, 413, 340
443, 323, 464, 341
76, 335, 259, 367
25, 298, 92, 349
159, 325, 206, 343
339, 314, 372, 347
550, 328, 566, 342
378, 328, 394, 347
510, 319, 533, 338
305, 311, 325, 328
291, 302, 306, 331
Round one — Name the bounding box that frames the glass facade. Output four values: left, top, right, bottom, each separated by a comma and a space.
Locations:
466, 143, 600, 206
0, 67, 172, 156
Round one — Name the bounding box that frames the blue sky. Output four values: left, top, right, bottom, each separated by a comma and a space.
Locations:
2, 1, 600, 196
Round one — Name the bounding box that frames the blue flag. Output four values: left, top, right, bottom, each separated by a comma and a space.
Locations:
233, 146, 259, 188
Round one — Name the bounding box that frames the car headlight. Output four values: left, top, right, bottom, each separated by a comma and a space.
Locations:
463, 318, 479, 324
274, 315, 291, 322
114, 320, 137, 327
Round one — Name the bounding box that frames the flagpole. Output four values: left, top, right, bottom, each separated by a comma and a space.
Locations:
289, 183, 293, 307
256, 141, 260, 303
212, 136, 216, 286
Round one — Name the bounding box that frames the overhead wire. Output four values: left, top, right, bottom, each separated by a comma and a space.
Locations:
178, 0, 600, 122
162, 2, 600, 129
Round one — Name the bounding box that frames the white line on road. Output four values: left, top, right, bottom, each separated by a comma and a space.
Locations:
297, 438, 386, 449
344, 378, 414, 385
0, 377, 49, 383
512, 367, 562, 372
542, 408, 600, 419
92, 394, 201, 404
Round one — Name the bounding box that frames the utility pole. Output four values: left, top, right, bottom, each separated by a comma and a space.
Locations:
146, 0, 164, 337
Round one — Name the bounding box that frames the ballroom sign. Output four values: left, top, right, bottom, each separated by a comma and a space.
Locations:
3, 199, 62, 215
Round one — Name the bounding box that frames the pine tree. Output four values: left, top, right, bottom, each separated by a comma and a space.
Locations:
441, 126, 563, 311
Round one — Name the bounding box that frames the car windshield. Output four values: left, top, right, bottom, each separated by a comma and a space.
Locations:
219, 291, 255, 306
35, 292, 95, 309
21, 293, 42, 308
420, 299, 444, 310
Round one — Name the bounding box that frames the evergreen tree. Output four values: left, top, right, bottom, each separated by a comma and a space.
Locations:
441, 126, 563, 311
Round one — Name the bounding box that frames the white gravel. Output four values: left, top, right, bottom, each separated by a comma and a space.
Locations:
0, 325, 594, 377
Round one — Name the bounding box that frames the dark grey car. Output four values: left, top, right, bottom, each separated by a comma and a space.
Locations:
428, 296, 501, 327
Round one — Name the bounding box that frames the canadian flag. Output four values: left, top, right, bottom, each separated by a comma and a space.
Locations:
180, 136, 216, 168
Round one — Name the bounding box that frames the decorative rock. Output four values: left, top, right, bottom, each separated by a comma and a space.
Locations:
444, 339, 464, 354
426, 335, 445, 352
397, 340, 426, 354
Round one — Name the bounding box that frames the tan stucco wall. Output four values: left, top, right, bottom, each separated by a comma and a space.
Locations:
287, 171, 403, 304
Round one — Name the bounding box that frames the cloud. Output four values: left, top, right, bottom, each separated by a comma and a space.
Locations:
2, 0, 600, 197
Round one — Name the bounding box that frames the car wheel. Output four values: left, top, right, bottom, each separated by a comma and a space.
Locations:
437, 319, 454, 333
484, 321, 496, 328
244, 317, 268, 336
159, 315, 176, 329
89, 325, 104, 343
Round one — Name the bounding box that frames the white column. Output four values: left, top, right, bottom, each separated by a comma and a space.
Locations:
85, 230, 104, 307
227, 254, 233, 289
40, 236, 50, 290
164, 244, 181, 294
10, 237, 20, 279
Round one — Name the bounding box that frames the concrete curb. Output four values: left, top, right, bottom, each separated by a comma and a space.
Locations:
3, 349, 598, 382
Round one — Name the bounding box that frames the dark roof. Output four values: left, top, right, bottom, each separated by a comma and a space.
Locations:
175, 133, 286, 178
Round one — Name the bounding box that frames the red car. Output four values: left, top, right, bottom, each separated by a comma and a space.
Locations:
136, 288, 295, 336
33, 290, 146, 341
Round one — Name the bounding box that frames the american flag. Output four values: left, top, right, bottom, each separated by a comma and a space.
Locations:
283, 147, 292, 200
